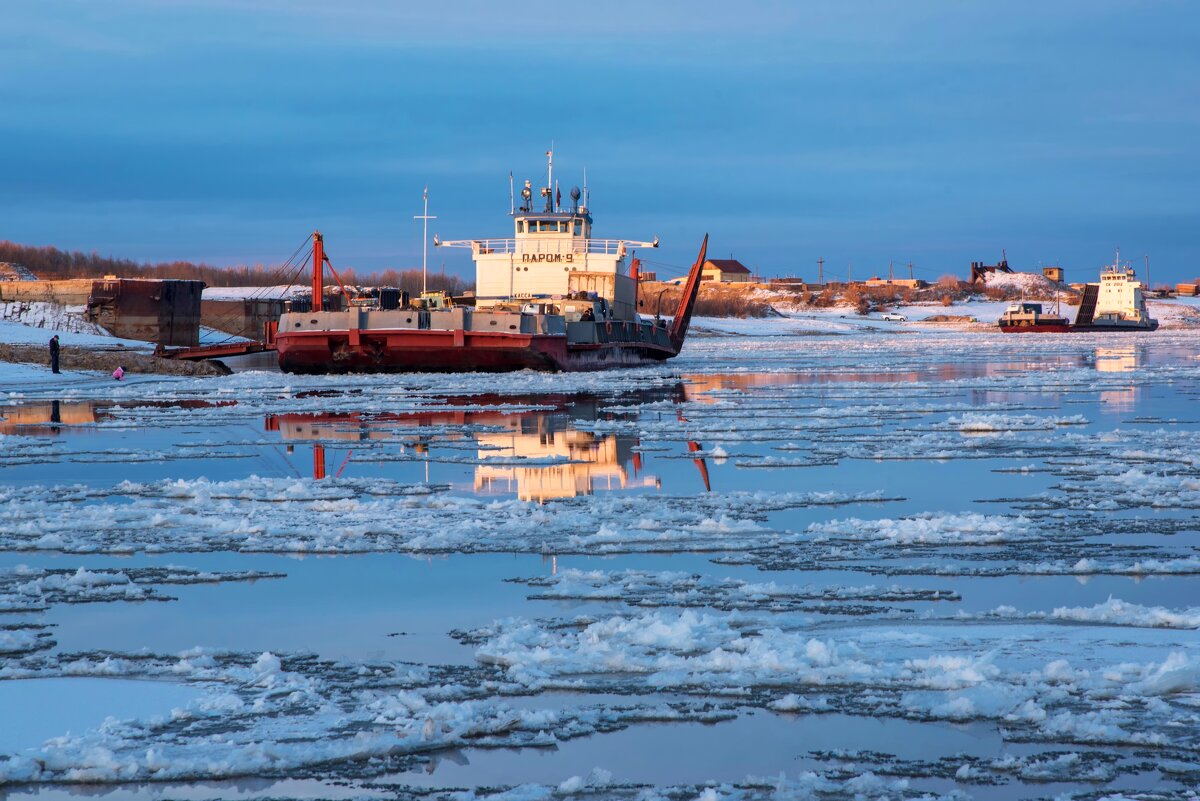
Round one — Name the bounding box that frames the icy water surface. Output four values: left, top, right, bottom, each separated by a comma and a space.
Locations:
1, 329, 1199, 800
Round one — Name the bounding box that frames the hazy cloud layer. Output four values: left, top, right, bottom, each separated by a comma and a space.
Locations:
1, 1, 1197, 281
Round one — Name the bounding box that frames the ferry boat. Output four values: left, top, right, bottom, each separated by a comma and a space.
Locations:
275, 155, 707, 373
1072, 250, 1158, 332
997, 301, 1071, 333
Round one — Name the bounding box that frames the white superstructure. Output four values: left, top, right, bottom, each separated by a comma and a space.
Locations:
437, 153, 657, 321
1080, 249, 1157, 330
1095, 263, 1148, 320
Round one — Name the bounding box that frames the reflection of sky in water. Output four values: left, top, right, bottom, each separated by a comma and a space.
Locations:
394, 710, 1003, 787
2, 339, 1200, 797
0, 678, 200, 753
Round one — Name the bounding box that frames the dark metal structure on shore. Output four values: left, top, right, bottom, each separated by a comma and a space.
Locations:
0, 277, 203, 346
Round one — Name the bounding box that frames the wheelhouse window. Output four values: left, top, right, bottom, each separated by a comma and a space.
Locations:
573, 220, 583, 236
523, 219, 575, 233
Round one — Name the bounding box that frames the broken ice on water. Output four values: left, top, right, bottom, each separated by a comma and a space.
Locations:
2, 329, 1200, 798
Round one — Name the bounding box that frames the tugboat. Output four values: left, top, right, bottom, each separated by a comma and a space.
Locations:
1072, 249, 1158, 331
275, 154, 708, 373
997, 301, 1071, 333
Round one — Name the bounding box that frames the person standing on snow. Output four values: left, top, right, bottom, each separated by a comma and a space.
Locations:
49, 335, 60, 374
112, 365, 125, 381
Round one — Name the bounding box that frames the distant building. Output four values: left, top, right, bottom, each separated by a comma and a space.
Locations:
864, 277, 926, 289
1177, 283, 1199, 297
1042, 266, 1064, 283
637, 271, 657, 282
970, 256, 1013, 284
700, 259, 752, 283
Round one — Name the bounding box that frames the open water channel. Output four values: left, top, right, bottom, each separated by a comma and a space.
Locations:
1, 327, 1198, 800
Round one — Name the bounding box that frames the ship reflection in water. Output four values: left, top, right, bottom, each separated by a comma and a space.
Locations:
1094, 346, 1139, 412
474, 418, 659, 501
1094, 345, 1138, 373
265, 389, 680, 501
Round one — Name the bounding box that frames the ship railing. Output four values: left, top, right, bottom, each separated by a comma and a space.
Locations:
437, 238, 656, 256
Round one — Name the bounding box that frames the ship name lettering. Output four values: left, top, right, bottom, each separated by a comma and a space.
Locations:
520, 254, 575, 264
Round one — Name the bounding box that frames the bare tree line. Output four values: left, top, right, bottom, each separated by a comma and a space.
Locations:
0, 241, 472, 294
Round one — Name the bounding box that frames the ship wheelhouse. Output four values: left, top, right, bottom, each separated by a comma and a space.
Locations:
437, 159, 657, 322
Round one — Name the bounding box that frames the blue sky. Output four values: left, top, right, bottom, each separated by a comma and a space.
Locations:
2, 1, 1197, 283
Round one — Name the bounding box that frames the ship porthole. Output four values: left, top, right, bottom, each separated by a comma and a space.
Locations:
405, 317, 412, 323
490, 320, 497, 326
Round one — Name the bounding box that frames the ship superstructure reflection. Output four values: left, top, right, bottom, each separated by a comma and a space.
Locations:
1094, 346, 1140, 412
475, 415, 658, 501
265, 388, 679, 501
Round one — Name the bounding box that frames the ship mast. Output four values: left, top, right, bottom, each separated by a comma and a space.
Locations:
414, 187, 437, 294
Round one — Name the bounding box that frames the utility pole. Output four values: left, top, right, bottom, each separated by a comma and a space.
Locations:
817, 257, 824, 285
888, 259, 894, 281
907, 262, 914, 280
847, 262, 852, 284
1145, 254, 1150, 291
414, 187, 437, 294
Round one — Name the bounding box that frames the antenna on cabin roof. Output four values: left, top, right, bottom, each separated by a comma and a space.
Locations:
509, 172, 515, 215
414, 186, 437, 294
582, 168, 589, 211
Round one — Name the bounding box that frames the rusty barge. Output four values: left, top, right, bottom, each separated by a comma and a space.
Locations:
275, 158, 707, 373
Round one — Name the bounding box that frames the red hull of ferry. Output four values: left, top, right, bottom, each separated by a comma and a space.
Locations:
275, 328, 674, 373
998, 321, 1072, 333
